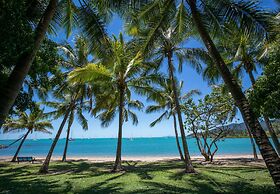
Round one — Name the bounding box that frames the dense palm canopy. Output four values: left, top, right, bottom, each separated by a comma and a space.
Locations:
1, 0, 280, 192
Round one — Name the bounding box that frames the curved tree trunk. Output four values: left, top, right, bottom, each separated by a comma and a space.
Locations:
11, 129, 31, 162
188, 0, 280, 190
167, 52, 195, 173
245, 122, 258, 160
172, 113, 185, 161
0, 0, 58, 128
112, 85, 124, 172
62, 119, 73, 162
249, 70, 280, 156
39, 107, 71, 173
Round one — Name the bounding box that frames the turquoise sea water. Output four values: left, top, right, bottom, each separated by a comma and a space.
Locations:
0, 137, 261, 157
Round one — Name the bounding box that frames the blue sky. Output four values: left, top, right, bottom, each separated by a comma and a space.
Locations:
1, 0, 278, 139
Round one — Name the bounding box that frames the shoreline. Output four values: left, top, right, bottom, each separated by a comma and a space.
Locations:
0, 154, 262, 162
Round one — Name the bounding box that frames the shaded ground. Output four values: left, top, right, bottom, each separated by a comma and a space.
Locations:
0, 159, 277, 194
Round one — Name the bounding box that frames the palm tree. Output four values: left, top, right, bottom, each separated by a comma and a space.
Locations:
128, 1, 214, 173
146, 79, 200, 161
139, 27, 211, 172
186, 0, 280, 188
58, 36, 93, 162
69, 34, 154, 172
45, 94, 89, 162
39, 80, 92, 173
3, 109, 53, 162
39, 35, 97, 173
39, 93, 75, 173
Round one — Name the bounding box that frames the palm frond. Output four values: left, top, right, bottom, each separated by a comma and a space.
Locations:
150, 110, 168, 127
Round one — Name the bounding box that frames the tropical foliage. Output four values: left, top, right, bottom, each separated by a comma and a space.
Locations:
183, 85, 236, 162
68, 33, 154, 171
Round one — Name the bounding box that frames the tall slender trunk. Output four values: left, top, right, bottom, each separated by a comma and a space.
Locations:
172, 113, 185, 161
11, 129, 31, 162
245, 122, 258, 160
248, 70, 256, 85
188, 0, 280, 189
167, 52, 195, 173
39, 107, 71, 173
249, 70, 280, 155
264, 117, 280, 156
246, 71, 259, 160
112, 85, 124, 172
0, 0, 58, 128
62, 118, 73, 162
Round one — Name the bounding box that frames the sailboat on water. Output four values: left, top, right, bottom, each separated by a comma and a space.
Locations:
69, 130, 74, 141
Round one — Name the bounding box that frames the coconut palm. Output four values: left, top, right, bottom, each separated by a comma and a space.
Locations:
127, 1, 214, 173
146, 79, 200, 161
46, 93, 89, 163
57, 36, 94, 162
3, 109, 53, 162
39, 81, 92, 173
68, 33, 157, 172
129, 0, 280, 188
135, 26, 212, 172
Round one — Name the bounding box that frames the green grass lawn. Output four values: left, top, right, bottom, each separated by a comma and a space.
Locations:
0, 160, 277, 194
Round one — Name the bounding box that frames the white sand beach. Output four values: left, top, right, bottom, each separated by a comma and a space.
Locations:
0, 154, 263, 163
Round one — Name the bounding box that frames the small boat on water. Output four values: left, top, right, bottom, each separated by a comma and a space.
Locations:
69, 138, 75, 141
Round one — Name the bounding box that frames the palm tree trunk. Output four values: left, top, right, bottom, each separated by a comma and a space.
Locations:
172, 114, 184, 161
245, 122, 258, 160
167, 52, 195, 173
249, 70, 280, 155
0, 0, 58, 128
247, 70, 259, 160
112, 85, 124, 172
188, 0, 280, 189
264, 117, 280, 156
11, 129, 31, 162
39, 107, 71, 173
248, 70, 256, 85
62, 119, 73, 162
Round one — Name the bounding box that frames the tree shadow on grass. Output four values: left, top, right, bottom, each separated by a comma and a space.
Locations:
75, 174, 125, 194
0, 165, 59, 194
46, 161, 113, 177
123, 160, 186, 180
0, 161, 278, 194
126, 175, 277, 194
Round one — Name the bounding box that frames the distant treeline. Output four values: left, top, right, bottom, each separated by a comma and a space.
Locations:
223, 121, 280, 138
